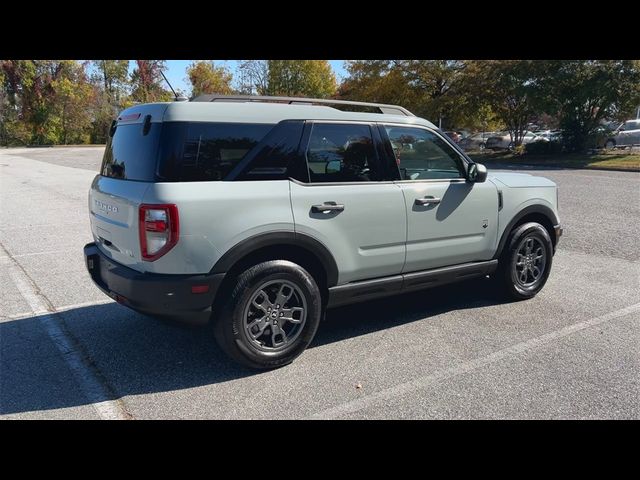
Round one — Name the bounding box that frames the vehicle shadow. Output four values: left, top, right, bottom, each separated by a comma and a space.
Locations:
0, 278, 513, 416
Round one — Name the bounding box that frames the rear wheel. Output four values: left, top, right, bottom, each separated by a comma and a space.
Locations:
213, 260, 322, 369
496, 222, 553, 300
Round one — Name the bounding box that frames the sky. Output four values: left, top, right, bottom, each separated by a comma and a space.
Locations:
160, 60, 348, 95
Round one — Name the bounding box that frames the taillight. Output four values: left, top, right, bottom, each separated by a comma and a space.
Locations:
139, 204, 179, 261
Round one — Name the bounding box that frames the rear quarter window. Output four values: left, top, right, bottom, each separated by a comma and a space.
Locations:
157, 122, 274, 182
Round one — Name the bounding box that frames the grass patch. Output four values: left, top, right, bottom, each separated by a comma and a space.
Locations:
468, 151, 640, 172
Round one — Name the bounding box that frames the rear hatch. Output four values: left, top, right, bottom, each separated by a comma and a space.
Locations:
89, 104, 168, 272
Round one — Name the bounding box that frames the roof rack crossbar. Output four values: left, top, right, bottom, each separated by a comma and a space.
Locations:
191, 94, 414, 116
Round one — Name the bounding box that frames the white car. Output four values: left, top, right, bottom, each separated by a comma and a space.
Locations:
605, 119, 640, 149
485, 131, 548, 151
84, 95, 562, 369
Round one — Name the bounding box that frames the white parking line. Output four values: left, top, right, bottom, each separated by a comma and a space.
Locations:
310, 302, 640, 419
1, 251, 130, 420
5, 298, 114, 321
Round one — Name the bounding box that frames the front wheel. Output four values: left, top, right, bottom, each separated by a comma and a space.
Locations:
213, 260, 322, 369
496, 222, 553, 300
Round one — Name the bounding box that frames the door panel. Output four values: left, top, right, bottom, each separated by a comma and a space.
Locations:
290, 181, 406, 284
399, 180, 498, 272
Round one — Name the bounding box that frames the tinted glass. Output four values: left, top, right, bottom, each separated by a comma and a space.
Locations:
306, 123, 380, 183
157, 122, 274, 182
101, 123, 161, 181
385, 126, 464, 180
234, 121, 305, 181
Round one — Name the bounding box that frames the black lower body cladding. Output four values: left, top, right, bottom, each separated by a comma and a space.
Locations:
84, 243, 224, 324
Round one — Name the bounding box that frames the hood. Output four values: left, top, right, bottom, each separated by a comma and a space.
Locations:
488, 172, 556, 188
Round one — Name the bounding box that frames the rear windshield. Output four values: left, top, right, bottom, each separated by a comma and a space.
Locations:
101, 121, 274, 182
101, 122, 161, 181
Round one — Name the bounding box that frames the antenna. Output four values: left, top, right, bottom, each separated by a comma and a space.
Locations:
160, 70, 187, 101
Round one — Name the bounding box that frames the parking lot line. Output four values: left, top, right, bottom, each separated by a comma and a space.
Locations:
1, 245, 131, 420
311, 302, 640, 419
5, 298, 114, 321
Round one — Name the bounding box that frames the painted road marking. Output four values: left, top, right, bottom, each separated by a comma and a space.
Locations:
311, 302, 640, 419
1, 250, 130, 420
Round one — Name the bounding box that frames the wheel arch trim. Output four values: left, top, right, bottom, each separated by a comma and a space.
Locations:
494, 204, 559, 259
210, 231, 339, 287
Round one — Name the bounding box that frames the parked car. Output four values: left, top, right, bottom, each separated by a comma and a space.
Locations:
459, 132, 496, 151
444, 131, 462, 143
605, 119, 640, 149
485, 131, 548, 151
84, 95, 562, 369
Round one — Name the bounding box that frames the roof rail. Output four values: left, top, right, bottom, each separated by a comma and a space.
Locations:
191, 94, 414, 117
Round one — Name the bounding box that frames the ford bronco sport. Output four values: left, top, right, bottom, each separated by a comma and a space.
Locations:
84, 95, 562, 369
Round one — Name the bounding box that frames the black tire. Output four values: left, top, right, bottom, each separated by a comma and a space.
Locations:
213, 260, 322, 369
496, 222, 553, 300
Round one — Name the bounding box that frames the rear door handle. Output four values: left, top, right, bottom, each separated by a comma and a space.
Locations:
311, 202, 345, 213
415, 196, 441, 206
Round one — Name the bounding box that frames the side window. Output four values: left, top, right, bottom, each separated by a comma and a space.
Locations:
157, 122, 273, 182
385, 126, 465, 180
235, 121, 306, 181
305, 123, 381, 183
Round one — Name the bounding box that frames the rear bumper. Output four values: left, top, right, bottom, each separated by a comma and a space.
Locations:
84, 242, 224, 325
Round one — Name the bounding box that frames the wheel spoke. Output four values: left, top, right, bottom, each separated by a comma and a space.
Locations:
524, 238, 533, 254
247, 318, 269, 340
243, 279, 308, 351
271, 322, 288, 347
274, 284, 294, 308
531, 265, 541, 279
281, 307, 305, 324
519, 269, 528, 283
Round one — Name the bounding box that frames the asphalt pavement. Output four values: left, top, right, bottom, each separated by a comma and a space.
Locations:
1, 147, 638, 419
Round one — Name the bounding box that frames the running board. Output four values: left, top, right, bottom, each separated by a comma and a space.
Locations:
327, 260, 498, 308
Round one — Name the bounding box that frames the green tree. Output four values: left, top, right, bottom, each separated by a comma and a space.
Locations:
130, 60, 172, 103
186, 61, 233, 97
338, 60, 416, 107
464, 60, 545, 147
267, 60, 336, 97
0, 60, 95, 145
541, 60, 640, 151
339, 60, 491, 130
52, 61, 95, 144
90, 60, 130, 143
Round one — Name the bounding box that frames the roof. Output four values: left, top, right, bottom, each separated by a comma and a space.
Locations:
116, 101, 437, 129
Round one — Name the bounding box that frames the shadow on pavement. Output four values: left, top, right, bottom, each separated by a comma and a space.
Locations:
1, 278, 513, 415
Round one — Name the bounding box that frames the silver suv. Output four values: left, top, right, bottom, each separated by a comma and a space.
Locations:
84, 95, 562, 369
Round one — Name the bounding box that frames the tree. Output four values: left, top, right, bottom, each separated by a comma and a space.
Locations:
90, 60, 129, 143
186, 61, 233, 98
237, 60, 269, 95
464, 60, 545, 147
51, 61, 95, 144
91, 60, 129, 109
130, 60, 172, 103
0, 60, 95, 145
267, 60, 336, 97
338, 60, 416, 107
541, 60, 640, 151
338, 60, 494, 130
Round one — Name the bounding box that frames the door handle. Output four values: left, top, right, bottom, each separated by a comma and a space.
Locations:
415, 196, 441, 206
311, 202, 345, 214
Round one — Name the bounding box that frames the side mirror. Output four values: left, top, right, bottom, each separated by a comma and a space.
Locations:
326, 160, 341, 174
467, 162, 487, 183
